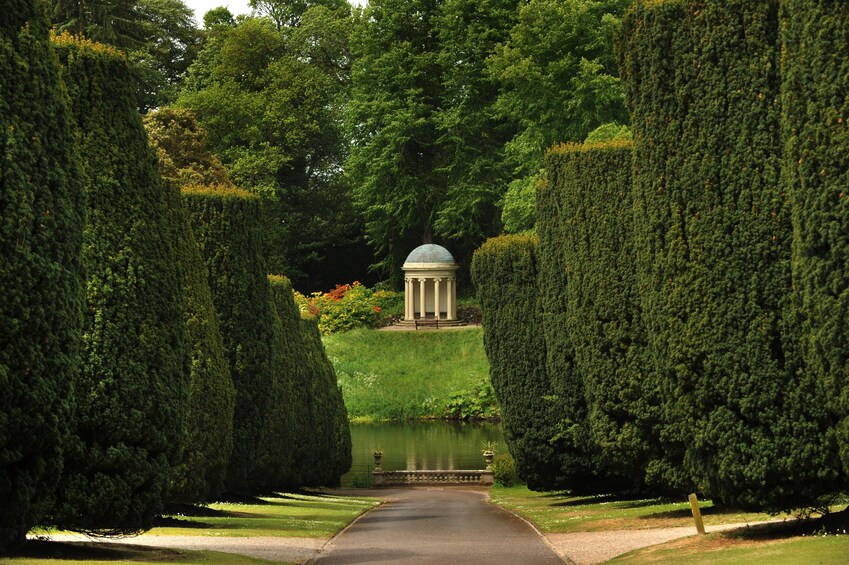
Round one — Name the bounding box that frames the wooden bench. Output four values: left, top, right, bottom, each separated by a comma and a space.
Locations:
415, 317, 439, 330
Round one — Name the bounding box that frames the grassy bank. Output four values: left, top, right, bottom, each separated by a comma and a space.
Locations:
323, 327, 495, 420
490, 486, 849, 564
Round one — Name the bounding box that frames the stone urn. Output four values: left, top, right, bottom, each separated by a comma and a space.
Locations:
483, 450, 494, 470
373, 451, 383, 470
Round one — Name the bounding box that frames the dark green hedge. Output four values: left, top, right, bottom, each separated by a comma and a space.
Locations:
542, 140, 657, 492
619, 0, 839, 511
472, 235, 574, 490
51, 35, 189, 533
258, 275, 299, 489
183, 185, 274, 494
0, 2, 83, 549
781, 0, 849, 483
163, 183, 235, 503
262, 276, 352, 489
298, 315, 352, 487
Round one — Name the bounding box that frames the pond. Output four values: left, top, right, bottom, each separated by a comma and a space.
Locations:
342, 420, 504, 487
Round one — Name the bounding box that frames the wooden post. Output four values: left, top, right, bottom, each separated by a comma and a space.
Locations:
688, 493, 706, 535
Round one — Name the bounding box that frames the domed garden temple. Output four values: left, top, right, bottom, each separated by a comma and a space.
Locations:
401, 244, 461, 327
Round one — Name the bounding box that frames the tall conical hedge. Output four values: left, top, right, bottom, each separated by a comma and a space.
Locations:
257, 275, 299, 490
298, 315, 352, 487
257, 275, 352, 491
163, 182, 235, 503
472, 235, 572, 490
183, 185, 274, 494
781, 0, 849, 483
50, 34, 189, 532
541, 140, 658, 492
0, 1, 83, 549
619, 0, 839, 511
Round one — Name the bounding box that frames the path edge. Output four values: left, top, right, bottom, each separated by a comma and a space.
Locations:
304, 497, 387, 564
484, 490, 575, 565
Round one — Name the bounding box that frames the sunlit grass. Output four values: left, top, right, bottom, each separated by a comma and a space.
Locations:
489, 485, 785, 534
323, 327, 491, 420
1, 545, 277, 564
151, 492, 381, 538
7, 492, 380, 564
608, 530, 849, 564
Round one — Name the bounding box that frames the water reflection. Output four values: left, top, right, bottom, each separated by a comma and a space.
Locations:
346, 420, 504, 477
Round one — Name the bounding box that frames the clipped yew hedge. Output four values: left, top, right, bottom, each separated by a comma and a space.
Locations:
298, 315, 352, 487
163, 183, 235, 503
259, 276, 352, 490
0, 1, 83, 549
183, 185, 274, 494
781, 0, 849, 482
619, 0, 840, 511
258, 275, 299, 489
472, 235, 572, 490
541, 140, 658, 492
51, 34, 189, 533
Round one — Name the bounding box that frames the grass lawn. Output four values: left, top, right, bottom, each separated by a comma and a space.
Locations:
3, 492, 380, 564
489, 485, 785, 533
323, 327, 493, 420
609, 530, 849, 564
150, 492, 380, 537
491, 485, 849, 564
2, 544, 273, 565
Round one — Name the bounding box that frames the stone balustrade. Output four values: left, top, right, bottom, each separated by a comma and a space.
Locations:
373, 469, 494, 487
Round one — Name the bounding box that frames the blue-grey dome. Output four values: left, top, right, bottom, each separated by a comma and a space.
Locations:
404, 244, 456, 264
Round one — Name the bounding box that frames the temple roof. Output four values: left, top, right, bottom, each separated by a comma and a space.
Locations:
403, 244, 456, 265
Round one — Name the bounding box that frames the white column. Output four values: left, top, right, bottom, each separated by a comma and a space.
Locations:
419, 278, 426, 319
404, 277, 412, 320
447, 277, 455, 320
434, 278, 441, 320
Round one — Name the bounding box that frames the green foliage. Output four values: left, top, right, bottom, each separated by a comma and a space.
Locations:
143, 106, 234, 188
488, 0, 632, 215
51, 0, 146, 48
781, 0, 849, 484
444, 378, 500, 421
324, 328, 493, 421
178, 13, 366, 291
50, 0, 201, 110
500, 175, 541, 234
491, 454, 519, 487
542, 140, 655, 492
249, 0, 349, 29
347, 0, 516, 277
471, 235, 575, 490
618, 0, 840, 511
0, 1, 83, 549
51, 34, 189, 533
131, 0, 202, 111
295, 282, 399, 334
183, 185, 274, 494
162, 183, 235, 503
584, 122, 631, 142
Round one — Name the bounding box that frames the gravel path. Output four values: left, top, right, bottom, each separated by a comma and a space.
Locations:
36, 533, 324, 563
545, 523, 751, 564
